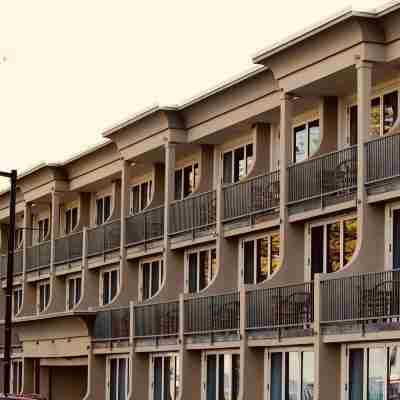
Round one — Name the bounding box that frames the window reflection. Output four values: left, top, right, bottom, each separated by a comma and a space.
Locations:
294, 125, 307, 163
384, 92, 398, 134
256, 238, 269, 283
344, 218, 357, 266
271, 233, 281, 274
371, 97, 381, 136
368, 348, 385, 400
308, 120, 321, 158
327, 222, 341, 273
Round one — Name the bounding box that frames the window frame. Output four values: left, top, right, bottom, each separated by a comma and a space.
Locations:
106, 354, 130, 400
129, 179, 153, 215
96, 195, 112, 226
222, 141, 254, 185
65, 206, 79, 235
37, 280, 50, 314
37, 217, 50, 243
10, 359, 23, 395
100, 267, 119, 306
239, 231, 281, 286
292, 118, 321, 163
138, 256, 164, 302
184, 245, 217, 294
14, 228, 23, 250
12, 285, 23, 317
66, 274, 82, 311
174, 161, 200, 200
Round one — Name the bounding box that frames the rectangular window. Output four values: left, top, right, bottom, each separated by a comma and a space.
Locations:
151, 354, 180, 400
269, 350, 314, 400
130, 180, 152, 214
37, 281, 50, 313
242, 233, 280, 285
11, 359, 23, 395
12, 286, 23, 316
102, 269, 119, 305
96, 195, 111, 225
14, 228, 23, 249
65, 207, 78, 235
205, 353, 240, 400
38, 217, 49, 242
66, 276, 82, 310
309, 217, 357, 276
223, 143, 254, 184
140, 258, 163, 301
108, 356, 129, 400
349, 349, 364, 400
293, 120, 321, 163
186, 247, 217, 293
175, 163, 199, 200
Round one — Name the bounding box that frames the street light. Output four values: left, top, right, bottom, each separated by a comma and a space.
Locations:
0, 170, 17, 396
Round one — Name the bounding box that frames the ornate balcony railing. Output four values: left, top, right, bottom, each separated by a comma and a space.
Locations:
169, 190, 216, 237
321, 270, 400, 325
134, 300, 179, 338
54, 231, 83, 265
288, 146, 357, 207
92, 307, 130, 341
0, 249, 23, 277
184, 291, 240, 334
126, 206, 164, 246
87, 219, 121, 257
223, 171, 280, 223
26, 241, 51, 272
246, 282, 314, 331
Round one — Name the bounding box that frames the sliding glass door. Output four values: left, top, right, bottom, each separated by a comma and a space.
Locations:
151, 354, 180, 400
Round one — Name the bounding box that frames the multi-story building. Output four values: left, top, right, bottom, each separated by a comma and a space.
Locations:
2, 2, 400, 399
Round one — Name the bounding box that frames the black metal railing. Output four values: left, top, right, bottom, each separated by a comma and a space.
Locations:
223, 170, 280, 222
87, 219, 121, 257
366, 133, 400, 186
169, 190, 216, 236
288, 146, 357, 205
54, 231, 83, 265
93, 307, 130, 340
321, 270, 400, 325
0, 250, 23, 277
26, 241, 51, 271
126, 206, 164, 246
134, 300, 179, 338
246, 282, 314, 330
184, 291, 240, 334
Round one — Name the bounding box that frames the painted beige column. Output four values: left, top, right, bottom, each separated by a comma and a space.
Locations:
83, 349, 106, 400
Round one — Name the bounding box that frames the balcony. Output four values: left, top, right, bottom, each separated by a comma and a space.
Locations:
223, 171, 280, 232
26, 241, 51, 274
54, 231, 83, 274
184, 291, 240, 345
288, 146, 357, 216
321, 270, 400, 337
134, 300, 179, 349
125, 206, 164, 255
366, 132, 400, 197
0, 250, 23, 278
246, 282, 314, 340
169, 190, 216, 244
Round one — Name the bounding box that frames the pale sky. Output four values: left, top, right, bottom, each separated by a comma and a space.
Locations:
0, 0, 388, 177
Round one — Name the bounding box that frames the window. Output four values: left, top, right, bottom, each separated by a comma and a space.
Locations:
204, 352, 240, 400
348, 90, 399, 142
37, 281, 50, 313
12, 286, 22, 316
130, 180, 152, 214
14, 228, 23, 249
66, 275, 82, 310
175, 162, 199, 200
309, 216, 357, 279
37, 217, 49, 242
347, 346, 400, 400
11, 359, 23, 395
96, 195, 112, 225
223, 143, 254, 184
65, 207, 78, 235
107, 356, 129, 400
268, 350, 314, 400
293, 120, 321, 163
101, 269, 119, 306
186, 247, 217, 293
140, 258, 163, 301
151, 354, 180, 400
241, 232, 280, 285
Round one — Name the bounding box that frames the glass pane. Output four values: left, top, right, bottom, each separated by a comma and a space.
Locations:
294, 125, 307, 163
141, 182, 149, 211
246, 143, 254, 174
118, 358, 127, 400
103, 272, 110, 305
131, 186, 140, 214
308, 120, 321, 158
142, 263, 150, 300
327, 222, 341, 273
72, 207, 78, 230
256, 237, 269, 283
371, 97, 381, 136
368, 348, 385, 400
154, 357, 163, 400
234, 147, 245, 182
210, 249, 217, 281
218, 355, 225, 400
243, 240, 255, 285
188, 253, 198, 293
104, 196, 111, 222
271, 233, 280, 275
349, 349, 364, 400
110, 270, 118, 301
350, 105, 358, 146
384, 91, 398, 134
232, 355, 240, 400
302, 352, 314, 400
311, 226, 324, 280
184, 165, 194, 198
164, 357, 171, 400
223, 152, 233, 185
151, 261, 160, 297
175, 356, 180, 400
174, 170, 183, 201
76, 277, 82, 304
207, 355, 217, 400
66, 209, 71, 235
223, 355, 232, 400
97, 199, 103, 225
389, 347, 400, 399
199, 250, 210, 291
68, 279, 75, 310
343, 218, 357, 267
270, 353, 282, 400
286, 352, 301, 400
194, 163, 199, 190
110, 358, 117, 400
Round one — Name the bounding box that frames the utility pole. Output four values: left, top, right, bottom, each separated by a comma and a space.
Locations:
0, 170, 17, 395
